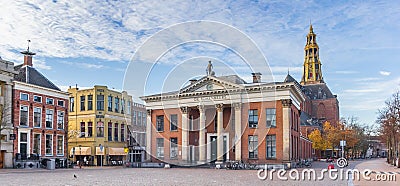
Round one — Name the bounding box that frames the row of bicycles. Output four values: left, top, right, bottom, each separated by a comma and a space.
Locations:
224, 160, 258, 170
293, 159, 312, 168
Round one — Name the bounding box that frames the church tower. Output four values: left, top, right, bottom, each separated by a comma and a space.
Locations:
301, 24, 323, 85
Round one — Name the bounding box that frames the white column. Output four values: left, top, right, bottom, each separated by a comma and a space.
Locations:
281, 99, 292, 162
234, 103, 242, 161
216, 104, 224, 162
145, 110, 152, 161
198, 105, 206, 163
181, 107, 189, 162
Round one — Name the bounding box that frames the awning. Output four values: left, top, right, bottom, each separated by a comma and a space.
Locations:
108, 147, 126, 156
96, 147, 105, 155
70, 147, 91, 156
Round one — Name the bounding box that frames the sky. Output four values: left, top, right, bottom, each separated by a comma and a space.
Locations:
0, 0, 399, 126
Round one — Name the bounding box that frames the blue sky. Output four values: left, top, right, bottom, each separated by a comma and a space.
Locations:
0, 0, 399, 126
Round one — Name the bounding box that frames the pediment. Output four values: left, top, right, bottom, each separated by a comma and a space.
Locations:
180, 76, 243, 93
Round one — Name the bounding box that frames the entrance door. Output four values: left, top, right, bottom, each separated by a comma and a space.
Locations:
96, 155, 103, 166
0, 150, 4, 168
20, 144, 28, 159
210, 136, 217, 162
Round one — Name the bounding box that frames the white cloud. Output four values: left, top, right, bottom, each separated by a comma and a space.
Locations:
33, 60, 52, 70
379, 71, 391, 76
335, 70, 359, 74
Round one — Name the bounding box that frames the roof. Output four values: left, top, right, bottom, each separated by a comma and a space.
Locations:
302, 83, 335, 100
284, 74, 297, 83
14, 65, 61, 91
218, 75, 247, 84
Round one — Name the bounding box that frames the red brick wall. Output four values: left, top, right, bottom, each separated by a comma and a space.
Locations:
149, 100, 302, 165
13, 89, 69, 158
150, 108, 182, 162
311, 98, 339, 126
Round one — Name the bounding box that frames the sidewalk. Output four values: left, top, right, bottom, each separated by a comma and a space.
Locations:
353, 158, 400, 186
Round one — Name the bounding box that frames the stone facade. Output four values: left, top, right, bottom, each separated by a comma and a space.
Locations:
0, 59, 17, 168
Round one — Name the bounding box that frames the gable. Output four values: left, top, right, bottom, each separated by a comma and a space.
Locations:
180, 76, 243, 93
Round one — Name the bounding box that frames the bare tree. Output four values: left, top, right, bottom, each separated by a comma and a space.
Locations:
377, 91, 400, 165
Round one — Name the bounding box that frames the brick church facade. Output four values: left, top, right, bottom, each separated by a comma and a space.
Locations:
298, 25, 340, 140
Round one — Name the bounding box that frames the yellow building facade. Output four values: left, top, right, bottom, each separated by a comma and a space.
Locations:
67, 85, 132, 166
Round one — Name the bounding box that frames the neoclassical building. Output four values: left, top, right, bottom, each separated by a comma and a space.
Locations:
141, 69, 312, 167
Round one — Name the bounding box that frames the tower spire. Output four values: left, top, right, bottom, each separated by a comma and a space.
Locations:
301, 24, 323, 85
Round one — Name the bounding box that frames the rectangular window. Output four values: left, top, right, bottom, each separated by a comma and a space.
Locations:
114, 123, 118, 141
80, 122, 85, 137
45, 110, 53, 128
33, 133, 41, 155
70, 97, 74, 112
88, 122, 93, 137
20, 93, 29, 101
97, 121, 104, 137
133, 111, 137, 125
46, 98, 54, 105
248, 135, 258, 159
266, 108, 276, 127
19, 132, 28, 157
156, 115, 164, 132
33, 95, 42, 103
170, 114, 178, 131
156, 138, 164, 158
121, 124, 125, 142
108, 122, 112, 141
266, 135, 276, 159
97, 95, 104, 110
248, 109, 258, 128
127, 101, 131, 115
121, 99, 125, 114
114, 97, 119, 112
87, 95, 93, 110
138, 112, 142, 126
57, 135, 64, 155
214, 112, 218, 132
57, 100, 64, 107
33, 107, 41, 127
80, 96, 85, 111
45, 134, 53, 156
170, 138, 178, 159
143, 112, 146, 126
108, 95, 113, 111
20, 105, 28, 126
57, 111, 64, 130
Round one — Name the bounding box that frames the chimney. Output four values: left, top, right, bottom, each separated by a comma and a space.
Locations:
251, 72, 262, 83
20, 40, 36, 67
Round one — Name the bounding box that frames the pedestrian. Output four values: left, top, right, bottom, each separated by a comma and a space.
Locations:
84, 157, 87, 166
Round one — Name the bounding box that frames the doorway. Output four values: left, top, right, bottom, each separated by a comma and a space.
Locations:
208, 134, 228, 162
0, 150, 4, 168
96, 155, 103, 166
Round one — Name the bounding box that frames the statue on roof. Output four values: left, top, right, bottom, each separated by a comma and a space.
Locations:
206, 60, 215, 76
